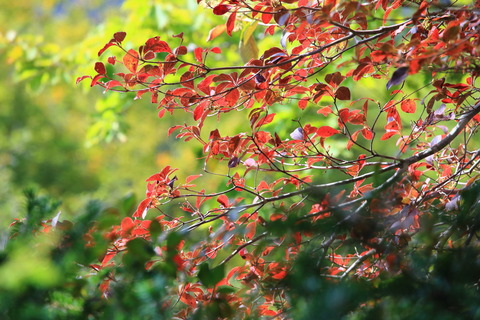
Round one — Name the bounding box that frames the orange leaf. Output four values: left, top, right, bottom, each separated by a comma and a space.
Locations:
317, 106, 333, 116
123, 49, 139, 73
207, 24, 226, 41
401, 99, 416, 113
180, 292, 197, 307
186, 174, 202, 183
245, 222, 256, 240
381, 131, 398, 140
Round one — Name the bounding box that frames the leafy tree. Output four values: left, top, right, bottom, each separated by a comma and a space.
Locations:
5, 0, 480, 319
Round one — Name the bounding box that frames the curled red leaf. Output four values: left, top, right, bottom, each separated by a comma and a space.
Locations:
113, 31, 126, 43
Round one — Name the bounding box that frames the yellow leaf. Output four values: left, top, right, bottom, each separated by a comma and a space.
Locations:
239, 22, 259, 63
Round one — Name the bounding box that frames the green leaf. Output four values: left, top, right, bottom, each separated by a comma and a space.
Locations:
123, 238, 153, 269
216, 285, 236, 294
149, 219, 162, 240
198, 263, 225, 287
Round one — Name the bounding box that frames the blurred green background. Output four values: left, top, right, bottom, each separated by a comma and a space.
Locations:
0, 0, 243, 227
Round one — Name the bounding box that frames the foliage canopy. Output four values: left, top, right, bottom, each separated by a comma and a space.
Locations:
4, 0, 480, 319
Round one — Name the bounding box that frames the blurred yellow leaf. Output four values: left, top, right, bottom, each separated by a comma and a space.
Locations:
239, 22, 259, 62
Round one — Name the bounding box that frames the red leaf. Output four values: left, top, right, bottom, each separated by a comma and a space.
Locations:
226, 11, 237, 36
225, 89, 240, 107
186, 174, 202, 183
348, 112, 366, 125
168, 125, 183, 136
401, 99, 417, 113
361, 128, 374, 140
173, 254, 186, 270
101, 251, 117, 267
172, 32, 184, 39
335, 86, 351, 100
113, 31, 126, 43
316, 126, 339, 138
174, 45, 188, 55
90, 74, 104, 87
257, 180, 270, 192
259, 309, 278, 316
98, 42, 116, 57
255, 113, 276, 128
193, 103, 205, 121
123, 49, 139, 73
94, 62, 106, 74
261, 7, 273, 24
158, 108, 166, 118
134, 89, 149, 100
245, 222, 256, 240
380, 131, 398, 140
146, 173, 162, 182
145, 37, 172, 53
210, 47, 222, 54
133, 198, 152, 218
271, 270, 287, 280
103, 80, 124, 91
121, 217, 134, 233
217, 194, 230, 207
180, 71, 195, 89
317, 106, 333, 116
298, 98, 309, 110
76, 75, 90, 84
213, 4, 230, 15
194, 47, 203, 63
370, 50, 387, 62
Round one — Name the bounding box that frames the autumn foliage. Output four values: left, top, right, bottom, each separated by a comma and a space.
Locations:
76, 0, 480, 318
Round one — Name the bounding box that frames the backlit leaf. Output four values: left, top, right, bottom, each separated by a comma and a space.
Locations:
94, 62, 106, 75
207, 24, 226, 41
226, 11, 237, 36
213, 4, 230, 15
113, 31, 126, 43
123, 49, 139, 73
401, 99, 417, 113
316, 126, 339, 137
